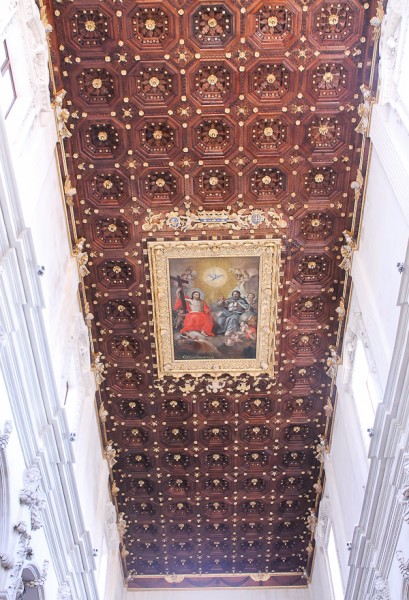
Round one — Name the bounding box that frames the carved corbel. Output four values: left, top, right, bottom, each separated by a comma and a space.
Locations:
306, 508, 317, 534
164, 574, 185, 584
98, 402, 108, 423
0, 421, 12, 450
0, 553, 14, 569
350, 168, 364, 203
92, 352, 106, 386
19, 466, 46, 531
397, 484, 409, 524
7, 522, 31, 600
372, 574, 391, 600
355, 84, 375, 136
57, 582, 73, 600
117, 512, 127, 541
339, 230, 357, 273
335, 297, 346, 322
324, 397, 334, 418
64, 176, 77, 207
370, 0, 385, 40
83, 301, 95, 329
0, 322, 7, 349
325, 346, 341, 380
396, 550, 409, 581
40, 6, 52, 34
315, 435, 329, 464
72, 237, 90, 277
250, 572, 271, 582
52, 89, 72, 140
104, 441, 116, 469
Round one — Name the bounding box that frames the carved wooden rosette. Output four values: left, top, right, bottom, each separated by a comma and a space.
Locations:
47, 0, 380, 589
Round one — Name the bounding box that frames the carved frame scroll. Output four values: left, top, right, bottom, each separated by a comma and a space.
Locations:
148, 239, 281, 378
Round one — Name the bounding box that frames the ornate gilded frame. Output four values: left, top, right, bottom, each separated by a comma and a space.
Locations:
148, 239, 281, 378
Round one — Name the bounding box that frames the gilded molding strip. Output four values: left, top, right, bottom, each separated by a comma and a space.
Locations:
142, 206, 287, 233
148, 239, 281, 378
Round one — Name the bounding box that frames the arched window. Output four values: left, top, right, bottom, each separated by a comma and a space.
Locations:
19, 564, 46, 600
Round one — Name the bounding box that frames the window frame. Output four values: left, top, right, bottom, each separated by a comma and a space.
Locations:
0, 40, 17, 118
326, 524, 345, 600
342, 310, 381, 455
349, 333, 380, 450
315, 496, 346, 600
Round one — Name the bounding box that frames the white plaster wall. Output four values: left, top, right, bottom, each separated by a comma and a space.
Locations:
126, 588, 311, 600
308, 546, 333, 600
0, 0, 123, 598
322, 428, 366, 588
351, 147, 408, 392
335, 2, 409, 596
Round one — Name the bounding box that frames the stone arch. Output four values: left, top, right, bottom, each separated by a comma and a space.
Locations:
21, 564, 46, 600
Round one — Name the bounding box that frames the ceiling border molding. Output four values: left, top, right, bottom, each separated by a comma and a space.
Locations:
46, 0, 381, 587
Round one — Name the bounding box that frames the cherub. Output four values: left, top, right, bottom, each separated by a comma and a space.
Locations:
52, 89, 72, 139
64, 176, 76, 205
324, 397, 334, 418
336, 297, 346, 321
326, 345, 340, 379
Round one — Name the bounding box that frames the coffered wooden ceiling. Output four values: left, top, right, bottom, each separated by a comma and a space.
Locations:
48, 0, 379, 590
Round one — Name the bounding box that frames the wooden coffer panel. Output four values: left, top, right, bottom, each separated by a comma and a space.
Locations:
49, 0, 378, 589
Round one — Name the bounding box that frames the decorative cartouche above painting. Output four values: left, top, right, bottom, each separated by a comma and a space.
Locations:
148, 239, 281, 378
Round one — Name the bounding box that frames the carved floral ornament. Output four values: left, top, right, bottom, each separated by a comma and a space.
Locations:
192, 5, 234, 46
57, 582, 73, 600
19, 561, 49, 595
142, 205, 286, 233
0, 520, 49, 600
396, 550, 409, 582
355, 84, 375, 135
339, 229, 357, 272
371, 574, 391, 600
19, 466, 46, 531
50, 0, 378, 585
0, 420, 12, 450
397, 459, 409, 523
52, 89, 72, 140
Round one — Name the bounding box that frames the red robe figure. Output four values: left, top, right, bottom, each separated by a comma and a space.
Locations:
174, 289, 215, 336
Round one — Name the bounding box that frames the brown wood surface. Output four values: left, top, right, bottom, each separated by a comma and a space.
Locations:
48, 0, 378, 588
